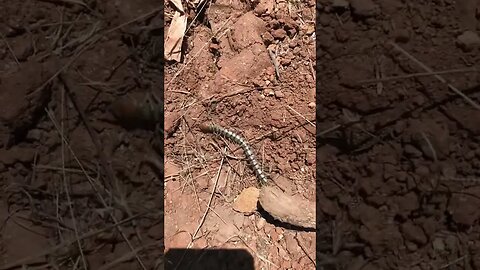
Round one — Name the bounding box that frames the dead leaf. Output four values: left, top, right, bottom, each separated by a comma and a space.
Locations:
165, 11, 187, 62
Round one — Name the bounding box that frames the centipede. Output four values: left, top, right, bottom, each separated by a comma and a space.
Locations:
199, 123, 268, 186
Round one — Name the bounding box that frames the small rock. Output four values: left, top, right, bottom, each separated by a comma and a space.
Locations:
232, 187, 260, 214
335, 28, 349, 43
0, 146, 35, 165
448, 193, 479, 226
350, 0, 378, 18
280, 58, 292, 66
393, 29, 410, 43
256, 217, 266, 230
404, 144, 422, 158
305, 24, 315, 35
308, 102, 315, 108
412, 94, 425, 106
284, 233, 300, 254
164, 160, 181, 178
318, 194, 338, 216
274, 91, 285, 98
395, 192, 419, 217
432, 237, 445, 251
289, 40, 299, 48
262, 31, 274, 45
254, 0, 274, 15
415, 165, 429, 177
254, 5, 267, 14
401, 221, 427, 245
444, 235, 458, 252
441, 163, 456, 178
465, 150, 475, 160
164, 111, 180, 135
405, 241, 418, 251
319, 14, 331, 26
271, 28, 287, 40
26, 129, 43, 141
147, 223, 163, 239
456, 31, 480, 52
232, 213, 245, 228
306, 151, 315, 165
11, 35, 33, 61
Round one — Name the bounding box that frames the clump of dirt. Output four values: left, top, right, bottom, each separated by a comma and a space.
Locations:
318, 0, 480, 269
164, 0, 316, 268
0, 1, 163, 269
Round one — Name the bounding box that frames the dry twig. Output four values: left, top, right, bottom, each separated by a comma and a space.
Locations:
389, 41, 480, 110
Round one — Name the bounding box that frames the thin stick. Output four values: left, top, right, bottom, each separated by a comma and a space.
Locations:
295, 233, 316, 267
286, 105, 315, 128
166, 16, 233, 89
34, 164, 86, 174
317, 124, 341, 138
0, 33, 20, 65
268, 48, 281, 80
45, 109, 147, 270
388, 41, 480, 110
439, 255, 467, 269
173, 154, 225, 270
355, 67, 478, 85
0, 214, 143, 270
27, 8, 160, 98
59, 76, 147, 269
60, 85, 88, 269
98, 240, 162, 270
420, 132, 437, 162
189, 153, 224, 247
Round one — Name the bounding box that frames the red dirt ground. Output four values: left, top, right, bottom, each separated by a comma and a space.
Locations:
164, 0, 316, 269
0, 1, 163, 269
318, 0, 480, 269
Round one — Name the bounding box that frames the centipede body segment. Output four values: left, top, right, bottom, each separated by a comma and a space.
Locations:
199, 123, 268, 185
199, 123, 316, 229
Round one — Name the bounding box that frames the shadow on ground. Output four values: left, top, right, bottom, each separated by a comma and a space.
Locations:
165, 248, 254, 270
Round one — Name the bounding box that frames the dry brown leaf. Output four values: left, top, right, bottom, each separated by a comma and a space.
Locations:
165, 11, 187, 62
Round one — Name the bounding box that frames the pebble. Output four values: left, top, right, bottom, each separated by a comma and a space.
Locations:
232, 187, 260, 214
164, 111, 181, 135
401, 221, 427, 245
306, 151, 315, 165
394, 29, 410, 43
456, 30, 480, 52
0, 146, 35, 165
256, 217, 266, 230
432, 237, 445, 251
274, 91, 285, 98
404, 144, 422, 158
271, 28, 287, 40
318, 13, 330, 26
308, 102, 315, 108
